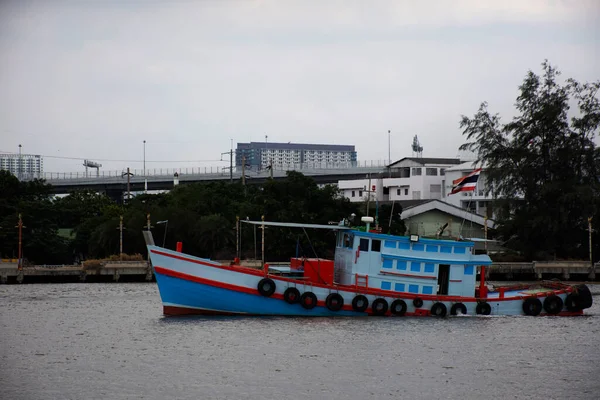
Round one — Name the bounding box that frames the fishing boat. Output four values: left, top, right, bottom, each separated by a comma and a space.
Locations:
145, 217, 593, 317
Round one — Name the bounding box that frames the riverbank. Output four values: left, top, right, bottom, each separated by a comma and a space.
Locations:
1, 259, 598, 284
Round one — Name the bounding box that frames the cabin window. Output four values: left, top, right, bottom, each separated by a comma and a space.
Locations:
408, 284, 419, 293
424, 263, 435, 273
412, 243, 425, 252
371, 239, 381, 252
411, 262, 421, 272
426, 245, 439, 253
382, 259, 393, 269
422, 286, 434, 294
342, 233, 353, 248
381, 281, 392, 290
359, 238, 369, 252
384, 240, 396, 249
440, 246, 452, 253
394, 283, 405, 292
397, 261, 407, 270
454, 247, 466, 254
464, 265, 474, 275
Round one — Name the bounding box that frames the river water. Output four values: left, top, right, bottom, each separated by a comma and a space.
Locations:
1, 283, 599, 400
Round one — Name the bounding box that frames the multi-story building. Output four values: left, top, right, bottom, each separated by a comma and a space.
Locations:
235, 142, 357, 170
338, 157, 462, 203
0, 153, 43, 180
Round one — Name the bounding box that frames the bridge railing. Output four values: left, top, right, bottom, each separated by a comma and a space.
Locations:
19, 160, 392, 182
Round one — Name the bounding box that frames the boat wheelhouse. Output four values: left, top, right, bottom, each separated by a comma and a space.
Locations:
146, 218, 593, 317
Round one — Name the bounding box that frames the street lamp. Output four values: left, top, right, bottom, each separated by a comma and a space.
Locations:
143, 140, 146, 177
157, 220, 168, 248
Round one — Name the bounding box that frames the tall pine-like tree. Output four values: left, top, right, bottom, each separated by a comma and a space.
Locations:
460, 61, 600, 260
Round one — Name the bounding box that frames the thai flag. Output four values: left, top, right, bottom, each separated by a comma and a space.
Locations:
450, 168, 482, 195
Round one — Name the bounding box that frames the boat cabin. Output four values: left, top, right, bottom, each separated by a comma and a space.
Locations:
332, 229, 491, 297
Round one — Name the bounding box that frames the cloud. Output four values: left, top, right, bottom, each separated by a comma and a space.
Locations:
0, 0, 598, 172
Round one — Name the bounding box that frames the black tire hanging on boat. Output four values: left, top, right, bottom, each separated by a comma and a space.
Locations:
522, 297, 543, 316
300, 292, 318, 310
257, 278, 276, 297
283, 287, 301, 304
390, 299, 407, 316
351, 295, 369, 312
450, 303, 468, 316
430, 302, 447, 317
371, 298, 389, 316
542, 295, 563, 315
565, 293, 581, 312
413, 297, 424, 308
574, 285, 593, 310
325, 293, 344, 312
476, 302, 491, 315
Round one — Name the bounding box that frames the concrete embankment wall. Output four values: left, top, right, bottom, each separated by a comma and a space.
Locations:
0, 261, 153, 284
0, 260, 597, 284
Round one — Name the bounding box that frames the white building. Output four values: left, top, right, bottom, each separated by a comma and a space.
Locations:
443, 161, 494, 218
338, 157, 463, 203
0, 153, 44, 180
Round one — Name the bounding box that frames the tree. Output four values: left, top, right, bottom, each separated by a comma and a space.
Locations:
459, 61, 600, 260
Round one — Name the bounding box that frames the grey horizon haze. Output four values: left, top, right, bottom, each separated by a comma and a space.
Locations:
0, 0, 599, 174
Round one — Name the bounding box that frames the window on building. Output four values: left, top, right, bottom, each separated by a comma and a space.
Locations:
351, 190, 355, 197
440, 168, 445, 176
397, 188, 401, 195
404, 188, 408, 196
383, 187, 389, 195
412, 168, 422, 176
426, 168, 438, 176
359, 190, 363, 197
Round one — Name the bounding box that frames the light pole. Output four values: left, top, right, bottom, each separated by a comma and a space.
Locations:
157, 220, 168, 248
143, 140, 146, 176
265, 134, 268, 171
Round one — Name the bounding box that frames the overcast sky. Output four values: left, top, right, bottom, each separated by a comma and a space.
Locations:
1, 0, 599, 174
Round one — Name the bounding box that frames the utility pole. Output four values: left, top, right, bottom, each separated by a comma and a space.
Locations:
16, 214, 25, 270
121, 168, 133, 203
143, 140, 146, 177
221, 143, 234, 183
117, 215, 124, 260
388, 130, 391, 166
